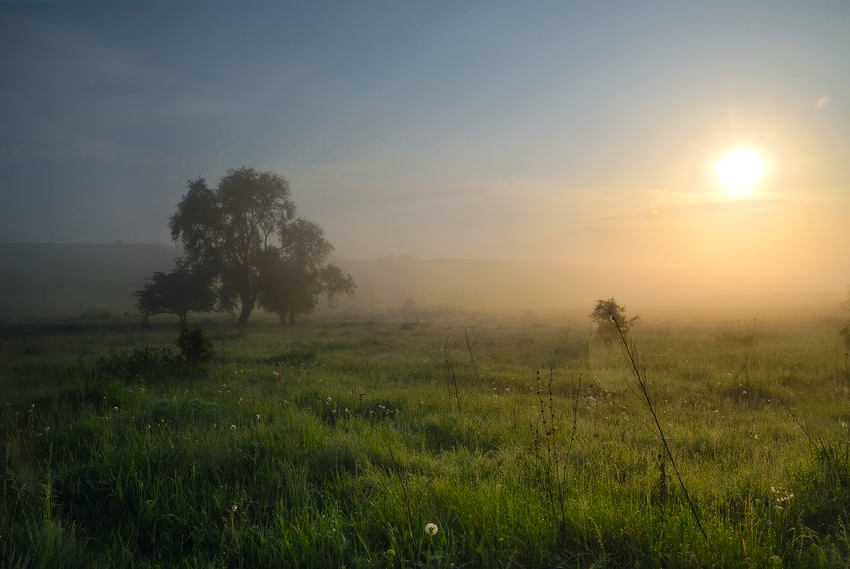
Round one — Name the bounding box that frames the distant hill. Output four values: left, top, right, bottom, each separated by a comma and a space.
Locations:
0, 243, 178, 320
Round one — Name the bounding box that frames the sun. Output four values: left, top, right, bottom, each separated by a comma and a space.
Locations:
717, 150, 764, 193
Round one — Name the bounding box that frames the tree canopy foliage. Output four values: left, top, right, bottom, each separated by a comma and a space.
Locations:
169, 167, 296, 325
165, 166, 353, 325
589, 297, 639, 344
257, 219, 355, 325
132, 258, 217, 326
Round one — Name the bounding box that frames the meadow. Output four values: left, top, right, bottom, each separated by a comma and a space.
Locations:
1, 312, 849, 568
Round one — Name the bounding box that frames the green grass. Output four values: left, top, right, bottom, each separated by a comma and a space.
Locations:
1, 314, 850, 567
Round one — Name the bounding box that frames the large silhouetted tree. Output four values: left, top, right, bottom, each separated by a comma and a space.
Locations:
169, 167, 296, 325
257, 218, 355, 325
132, 258, 217, 326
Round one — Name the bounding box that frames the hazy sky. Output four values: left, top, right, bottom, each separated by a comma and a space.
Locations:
1, 1, 849, 297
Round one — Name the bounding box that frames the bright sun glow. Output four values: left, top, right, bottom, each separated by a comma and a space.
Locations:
717, 150, 764, 192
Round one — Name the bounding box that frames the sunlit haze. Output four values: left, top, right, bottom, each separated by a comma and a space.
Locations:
1, 2, 849, 316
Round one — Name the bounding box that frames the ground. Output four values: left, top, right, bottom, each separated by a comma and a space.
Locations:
1, 312, 849, 567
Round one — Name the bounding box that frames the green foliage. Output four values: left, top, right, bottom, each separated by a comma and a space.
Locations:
132, 258, 217, 325
589, 297, 639, 344
175, 325, 215, 376
96, 345, 178, 382
169, 167, 296, 325
257, 219, 356, 326
96, 326, 216, 384
3, 317, 850, 567
168, 167, 355, 327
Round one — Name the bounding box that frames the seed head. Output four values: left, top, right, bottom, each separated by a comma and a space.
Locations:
424, 523, 438, 536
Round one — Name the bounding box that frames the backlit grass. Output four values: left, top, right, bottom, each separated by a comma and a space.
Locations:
1, 314, 849, 567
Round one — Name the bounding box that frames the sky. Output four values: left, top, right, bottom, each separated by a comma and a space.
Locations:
1, 1, 849, 304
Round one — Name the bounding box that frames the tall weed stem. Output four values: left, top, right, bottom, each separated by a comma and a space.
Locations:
532, 365, 581, 541
609, 310, 712, 549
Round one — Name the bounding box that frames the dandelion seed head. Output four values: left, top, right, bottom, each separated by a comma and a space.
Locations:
230, 424, 236, 430
424, 523, 438, 536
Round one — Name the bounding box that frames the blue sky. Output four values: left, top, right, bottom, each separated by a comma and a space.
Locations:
1, 1, 849, 297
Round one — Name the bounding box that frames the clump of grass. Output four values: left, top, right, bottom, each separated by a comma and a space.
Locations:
530, 365, 580, 543
256, 343, 319, 365
782, 398, 850, 538
96, 345, 178, 383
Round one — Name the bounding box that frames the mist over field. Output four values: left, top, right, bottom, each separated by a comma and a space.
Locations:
0, 243, 845, 324
3, 3, 850, 567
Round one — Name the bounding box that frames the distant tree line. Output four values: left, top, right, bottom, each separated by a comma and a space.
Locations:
133, 167, 355, 326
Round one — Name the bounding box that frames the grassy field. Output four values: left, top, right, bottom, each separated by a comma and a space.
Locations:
2, 312, 850, 568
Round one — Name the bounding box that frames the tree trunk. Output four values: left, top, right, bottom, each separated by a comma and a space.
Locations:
288, 310, 296, 326
237, 297, 254, 326
279, 312, 287, 326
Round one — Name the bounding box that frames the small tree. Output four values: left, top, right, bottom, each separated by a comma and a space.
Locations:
133, 258, 217, 326
175, 325, 216, 378
589, 297, 639, 345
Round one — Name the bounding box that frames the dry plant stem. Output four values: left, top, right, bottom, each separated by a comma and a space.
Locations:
609, 311, 712, 548
465, 328, 480, 385
780, 398, 845, 481
657, 454, 668, 522
532, 366, 581, 538
444, 336, 461, 413
389, 445, 415, 542
780, 398, 815, 449
560, 370, 581, 527
567, 373, 581, 469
